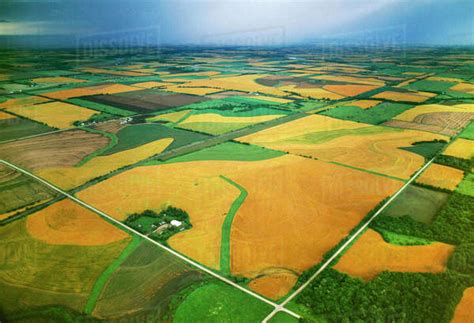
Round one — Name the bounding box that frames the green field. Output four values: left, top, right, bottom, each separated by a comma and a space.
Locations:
0, 216, 130, 319
401, 141, 446, 160
0, 164, 58, 215
161, 141, 285, 164
101, 123, 209, 155
320, 102, 413, 125
173, 282, 272, 322
0, 117, 55, 142
456, 173, 474, 197
92, 240, 204, 320
459, 122, 474, 140
405, 80, 457, 92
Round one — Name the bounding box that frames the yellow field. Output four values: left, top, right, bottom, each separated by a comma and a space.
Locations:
278, 85, 344, 100
395, 104, 474, 122
0, 111, 15, 120
427, 76, 464, 83
76, 154, 402, 292
4, 101, 98, 129
26, 199, 129, 246
148, 110, 190, 123
450, 82, 474, 94
247, 95, 293, 104
452, 287, 474, 323
36, 138, 173, 190
311, 74, 385, 86
323, 84, 379, 97
248, 270, 298, 300
333, 229, 454, 280
349, 99, 381, 109
32, 76, 86, 84
416, 163, 465, 191
42, 83, 141, 100
81, 67, 151, 77
0, 96, 50, 109
171, 74, 288, 96
238, 114, 447, 179
132, 81, 170, 89
161, 71, 220, 78
443, 138, 474, 160
372, 90, 436, 103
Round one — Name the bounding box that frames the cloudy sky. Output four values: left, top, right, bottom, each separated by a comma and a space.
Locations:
0, 0, 472, 48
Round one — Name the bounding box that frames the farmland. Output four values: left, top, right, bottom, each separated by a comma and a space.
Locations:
1, 45, 474, 322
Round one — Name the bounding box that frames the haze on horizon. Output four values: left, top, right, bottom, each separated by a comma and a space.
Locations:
0, 0, 472, 48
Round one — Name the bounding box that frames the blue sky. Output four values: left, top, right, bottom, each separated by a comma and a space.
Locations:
0, 0, 472, 47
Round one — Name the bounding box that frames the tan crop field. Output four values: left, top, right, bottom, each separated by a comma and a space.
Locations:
238, 115, 447, 179
323, 84, 379, 97
0, 95, 50, 109
348, 99, 382, 109
37, 138, 173, 190
333, 229, 454, 280
452, 287, 474, 323
0, 130, 110, 170
32, 76, 86, 84
372, 90, 436, 103
248, 270, 298, 300
0, 111, 15, 120
443, 138, 474, 159
26, 199, 129, 246
416, 163, 465, 191
42, 83, 141, 100
278, 85, 344, 100
77, 154, 402, 295
4, 101, 98, 129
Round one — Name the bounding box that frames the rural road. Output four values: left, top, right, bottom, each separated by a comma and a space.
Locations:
0, 159, 301, 321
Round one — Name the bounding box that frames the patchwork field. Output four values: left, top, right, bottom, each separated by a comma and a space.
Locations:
77, 153, 402, 298
3, 101, 98, 129
42, 83, 141, 100
238, 114, 446, 179
416, 163, 465, 191
333, 229, 454, 280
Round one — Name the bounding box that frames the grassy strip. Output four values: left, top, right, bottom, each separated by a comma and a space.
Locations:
219, 175, 248, 275
328, 161, 406, 182
84, 235, 141, 315
75, 127, 118, 167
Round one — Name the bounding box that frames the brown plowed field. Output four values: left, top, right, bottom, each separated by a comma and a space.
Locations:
0, 130, 110, 170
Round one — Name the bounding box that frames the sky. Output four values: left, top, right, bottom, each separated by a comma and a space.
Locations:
0, 0, 472, 48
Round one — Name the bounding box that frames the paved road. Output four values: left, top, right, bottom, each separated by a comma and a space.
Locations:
0, 159, 301, 320
261, 157, 436, 322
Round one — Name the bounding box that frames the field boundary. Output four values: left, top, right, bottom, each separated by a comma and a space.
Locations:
262, 156, 436, 322
0, 159, 300, 320
219, 175, 248, 275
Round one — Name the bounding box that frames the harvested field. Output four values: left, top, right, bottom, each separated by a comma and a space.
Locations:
177, 113, 284, 135
81, 67, 151, 77
26, 199, 128, 246
0, 111, 15, 120
383, 120, 457, 136
381, 185, 449, 224
37, 138, 173, 190
78, 154, 402, 293
248, 270, 298, 300
132, 81, 170, 89
349, 99, 381, 109
0, 95, 50, 109
238, 115, 446, 179
278, 85, 344, 100
148, 109, 190, 123
450, 82, 474, 94
372, 90, 436, 103
323, 84, 379, 97
443, 138, 474, 159
416, 163, 465, 191
311, 75, 385, 86
394, 104, 474, 131
0, 215, 130, 316
42, 83, 141, 100
5, 101, 98, 129
333, 229, 454, 280
0, 129, 110, 171
91, 120, 125, 133
173, 74, 287, 96
32, 76, 86, 84
84, 90, 208, 113
92, 241, 204, 320
0, 164, 57, 216
452, 287, 474, 323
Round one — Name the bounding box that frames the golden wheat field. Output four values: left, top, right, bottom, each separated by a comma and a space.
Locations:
416, 163, 465, 191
